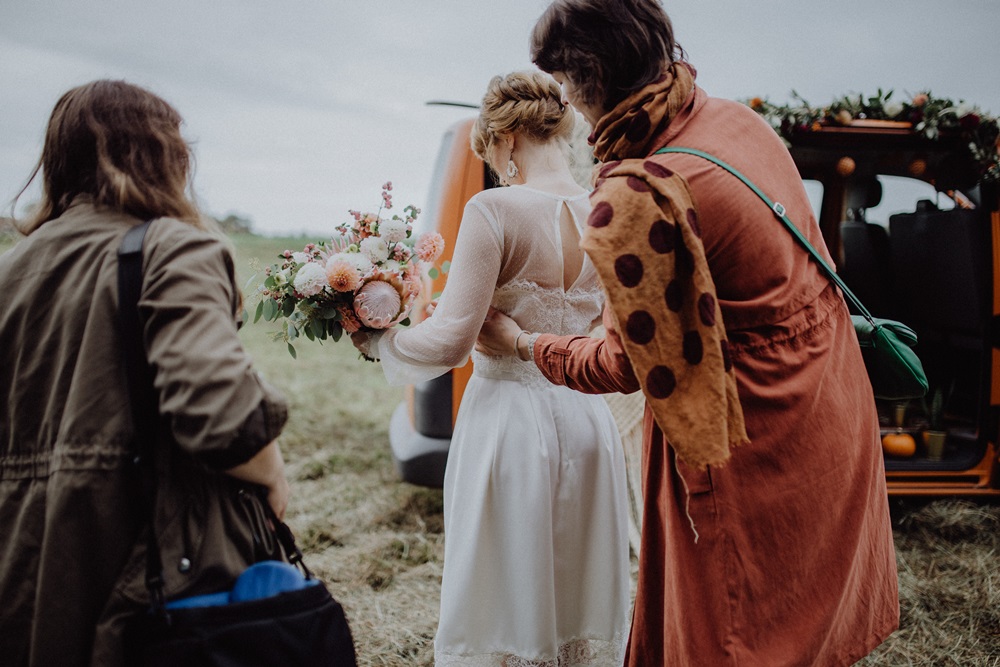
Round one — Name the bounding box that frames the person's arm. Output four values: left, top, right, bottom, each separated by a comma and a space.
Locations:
224, 441, 289, 519
140, 222, 289, 473
477, 304, 640, 395
373, 199, 503, 386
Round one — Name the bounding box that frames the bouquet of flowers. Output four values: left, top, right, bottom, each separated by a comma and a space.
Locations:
253, 182, 446, 357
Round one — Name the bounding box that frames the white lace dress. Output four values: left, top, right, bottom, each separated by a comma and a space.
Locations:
372, 185, 630, 667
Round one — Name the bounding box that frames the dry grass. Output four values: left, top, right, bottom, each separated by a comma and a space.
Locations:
859, 499, 1000, 666
235, 234, 443, 665
0, 229, 995, 664
241, 235, 1000, 666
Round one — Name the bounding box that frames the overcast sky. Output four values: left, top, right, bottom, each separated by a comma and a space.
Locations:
2, 0, 998, 236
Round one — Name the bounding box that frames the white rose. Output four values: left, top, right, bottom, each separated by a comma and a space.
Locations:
291, 251, 310, 264
884, 101, 903, 118
292, 261, 328, 297
378, 218, 408, 243
360, 236, 390, 264
956, 102, 975, 117
380, 259, 402, 276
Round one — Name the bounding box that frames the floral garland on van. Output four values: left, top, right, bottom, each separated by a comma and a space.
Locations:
746, 90, 1000, 184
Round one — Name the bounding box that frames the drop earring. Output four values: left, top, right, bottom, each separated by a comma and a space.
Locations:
506, 159, 519, 180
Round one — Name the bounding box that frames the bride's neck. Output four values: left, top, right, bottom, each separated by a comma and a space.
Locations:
513, 140, 581, 192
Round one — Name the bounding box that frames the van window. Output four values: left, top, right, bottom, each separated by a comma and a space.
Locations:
802, 179, 824, 222
866, 176, 957, 230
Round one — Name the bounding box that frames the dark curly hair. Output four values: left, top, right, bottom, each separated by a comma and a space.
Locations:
530, 0, 684, 113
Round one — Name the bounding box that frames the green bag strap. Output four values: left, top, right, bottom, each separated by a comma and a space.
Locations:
653, 146, 876, 325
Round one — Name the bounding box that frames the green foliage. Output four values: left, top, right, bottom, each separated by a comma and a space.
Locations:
746, 89, 1000, 184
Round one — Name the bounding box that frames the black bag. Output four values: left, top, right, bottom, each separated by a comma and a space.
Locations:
124, 518, 357, 667
654, 147, 929, 400
118, 220, 357, 666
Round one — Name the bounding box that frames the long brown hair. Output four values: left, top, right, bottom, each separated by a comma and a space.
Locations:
14, 79, 202, 234
530, 0, 684, 113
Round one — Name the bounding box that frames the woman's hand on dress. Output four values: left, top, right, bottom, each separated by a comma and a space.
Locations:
475, 307, 523, 357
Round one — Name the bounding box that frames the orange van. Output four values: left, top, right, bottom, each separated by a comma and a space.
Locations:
390, 115, 1000, 497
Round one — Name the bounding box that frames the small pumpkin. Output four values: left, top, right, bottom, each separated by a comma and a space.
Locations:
882, 430, 916, 457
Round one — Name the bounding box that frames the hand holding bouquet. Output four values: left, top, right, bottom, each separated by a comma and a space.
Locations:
254, 182, 445, 357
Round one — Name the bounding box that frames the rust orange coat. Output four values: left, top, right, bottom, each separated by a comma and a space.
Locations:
533, 83, 899, 666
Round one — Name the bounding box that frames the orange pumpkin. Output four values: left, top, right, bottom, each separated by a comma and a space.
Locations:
882, 431, 916, 457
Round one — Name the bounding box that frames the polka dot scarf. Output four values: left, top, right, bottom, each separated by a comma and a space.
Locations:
582, 63, 749, 470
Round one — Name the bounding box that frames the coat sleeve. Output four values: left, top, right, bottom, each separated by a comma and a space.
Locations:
139, 221, 287, 470
533, 304, 641, 395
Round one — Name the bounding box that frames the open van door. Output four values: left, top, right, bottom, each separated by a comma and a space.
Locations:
787, 120, 1000, 496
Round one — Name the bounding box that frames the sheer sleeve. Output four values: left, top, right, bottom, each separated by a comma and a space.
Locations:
374, 199, 503, 386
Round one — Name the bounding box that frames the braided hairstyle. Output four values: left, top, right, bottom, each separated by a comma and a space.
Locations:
470, 70, 575, 180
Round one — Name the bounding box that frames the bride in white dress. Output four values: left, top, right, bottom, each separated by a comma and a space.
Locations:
357, 71, 630, 667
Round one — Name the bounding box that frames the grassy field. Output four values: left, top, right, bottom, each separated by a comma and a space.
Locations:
3, 231, 999, 665
230, 234, 1000, 667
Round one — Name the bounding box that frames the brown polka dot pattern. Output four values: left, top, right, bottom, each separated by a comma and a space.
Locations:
578, 153, 748, 468
686, 208, 701, 237
626, 311, 656, 345
665, 279, 683, 312
721, 340, 733, 372
683, 331, 703, 365
588, 201, 614, 228
598, 161, 622, 179
643, 160, 674, 179
627, 176, 650, 193
648, 219, 676, 254
698, 293, 716, 327
676, 236, 694, 275
646, 365, 676, 399
626, 110, 651, 142
615, 254, 643, 287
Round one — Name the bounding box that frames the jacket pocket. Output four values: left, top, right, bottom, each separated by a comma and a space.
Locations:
116, 473, 264, 605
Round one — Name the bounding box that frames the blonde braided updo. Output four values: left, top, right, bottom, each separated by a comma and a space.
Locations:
471, 70, 575, 179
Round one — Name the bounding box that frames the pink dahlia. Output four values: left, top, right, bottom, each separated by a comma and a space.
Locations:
326, 260, 362, 293
415, 232, 445, 263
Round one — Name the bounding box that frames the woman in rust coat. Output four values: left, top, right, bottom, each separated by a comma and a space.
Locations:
478, 1, 899, 664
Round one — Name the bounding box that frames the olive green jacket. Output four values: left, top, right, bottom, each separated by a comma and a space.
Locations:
0, 201, 288, 666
